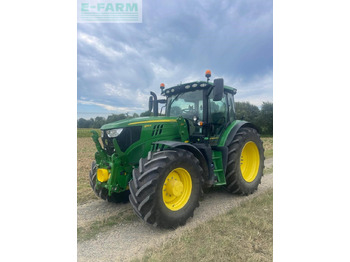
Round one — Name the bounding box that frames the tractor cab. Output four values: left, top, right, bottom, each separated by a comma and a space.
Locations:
149, 70, 237, 144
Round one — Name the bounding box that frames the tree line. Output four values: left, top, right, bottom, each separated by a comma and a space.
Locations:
235, 101, 273, 135
78, 101, 273, 135
77, 112, 140, 129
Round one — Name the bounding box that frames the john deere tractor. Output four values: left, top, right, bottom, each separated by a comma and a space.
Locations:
89, 70, 264, 228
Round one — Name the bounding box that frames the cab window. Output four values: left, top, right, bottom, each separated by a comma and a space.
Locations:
227, 92, 235, 122
209, 92, 227, 135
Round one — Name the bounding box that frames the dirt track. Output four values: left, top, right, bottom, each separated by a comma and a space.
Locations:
77, 158, 273, 262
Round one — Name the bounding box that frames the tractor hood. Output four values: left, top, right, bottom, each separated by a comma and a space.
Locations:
98, 116, 188, 157
101, 116, 179, 130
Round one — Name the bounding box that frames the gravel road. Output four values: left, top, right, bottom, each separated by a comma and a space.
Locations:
77, 158, 273, 262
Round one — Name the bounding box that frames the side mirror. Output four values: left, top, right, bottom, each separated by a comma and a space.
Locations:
148, 96, 154, 112
213, 78, 224, 101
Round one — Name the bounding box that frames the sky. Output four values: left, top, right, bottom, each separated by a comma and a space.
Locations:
77, 0, 273, 119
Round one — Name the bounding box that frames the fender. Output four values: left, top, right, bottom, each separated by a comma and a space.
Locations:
153, 141, 210, 182
218, 120, 259, 147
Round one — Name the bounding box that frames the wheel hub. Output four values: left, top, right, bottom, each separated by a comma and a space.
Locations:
162, 168, 192, 211
166, 179, 184, 197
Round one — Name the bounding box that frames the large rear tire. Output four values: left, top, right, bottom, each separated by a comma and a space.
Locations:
129, 148, 202, 228
225, 127, 265, 195
89, 161, 129, 203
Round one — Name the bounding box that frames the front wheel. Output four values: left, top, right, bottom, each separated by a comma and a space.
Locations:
129, 148, 202, 228
225, 127, 265, 195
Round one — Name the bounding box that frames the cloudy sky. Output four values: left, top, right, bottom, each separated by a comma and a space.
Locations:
77, 0, 272, 119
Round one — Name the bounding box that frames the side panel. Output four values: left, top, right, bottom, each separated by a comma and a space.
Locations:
125, 121, 183, 165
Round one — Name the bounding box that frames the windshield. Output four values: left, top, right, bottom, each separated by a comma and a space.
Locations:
166, 89, 203, 121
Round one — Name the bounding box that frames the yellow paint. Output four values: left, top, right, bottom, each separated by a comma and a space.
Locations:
162, 168, 192, 211
128, 119, 177, 125
97, 168, 109, 182
144, 124, 152, 128
240, 141, 260, 182
210, 136, 219, 140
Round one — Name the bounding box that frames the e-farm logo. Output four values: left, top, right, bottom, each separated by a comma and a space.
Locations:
77, 0, 142, 23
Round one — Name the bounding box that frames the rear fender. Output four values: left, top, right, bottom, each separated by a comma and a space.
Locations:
218, 120, 259, 147
215, 121, 259, 179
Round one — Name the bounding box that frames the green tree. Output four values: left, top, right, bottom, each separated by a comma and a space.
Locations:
140, 111, 151, 117
258, 102, 273, 135
77, 118, 93, 128
106, 113, 127, 124
93, 116, 106, 128
235, 102, 260, 126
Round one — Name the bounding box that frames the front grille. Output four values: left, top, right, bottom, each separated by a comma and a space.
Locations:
102, 126, 142, 155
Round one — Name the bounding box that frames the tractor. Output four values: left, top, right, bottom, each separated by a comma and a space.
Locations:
89, 70, 264, 228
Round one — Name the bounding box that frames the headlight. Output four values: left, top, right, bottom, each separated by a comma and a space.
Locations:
106, 128, 123, 138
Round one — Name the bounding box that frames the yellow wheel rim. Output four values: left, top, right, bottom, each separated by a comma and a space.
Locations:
162, 168, 192, 211
240, 141, 260, 182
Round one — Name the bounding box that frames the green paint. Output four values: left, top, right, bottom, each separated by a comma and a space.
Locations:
176, 116, 189, 141
217, 120, 242, 147
212, 150, 226, 185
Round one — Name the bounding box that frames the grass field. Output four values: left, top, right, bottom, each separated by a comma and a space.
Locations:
77, 128, 101, 138
77, 136, 100, 204
262, 136, 273, 158
134, 188, 273, 262
77, 128, 273, 205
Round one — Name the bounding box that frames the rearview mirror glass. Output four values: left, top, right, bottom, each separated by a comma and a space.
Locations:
213, 78, 224, 101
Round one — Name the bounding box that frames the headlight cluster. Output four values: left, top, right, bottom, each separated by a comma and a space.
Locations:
105, 128, 123, 138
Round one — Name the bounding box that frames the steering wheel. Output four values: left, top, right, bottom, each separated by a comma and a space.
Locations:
181, 108, 192, 113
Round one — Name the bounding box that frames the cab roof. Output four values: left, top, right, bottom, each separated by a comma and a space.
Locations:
162, 81, 237, 97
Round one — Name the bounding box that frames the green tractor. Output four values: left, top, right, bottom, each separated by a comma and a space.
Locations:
89, 70, 264, 228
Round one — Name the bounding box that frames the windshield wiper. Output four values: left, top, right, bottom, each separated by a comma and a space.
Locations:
168, 93, 181, 108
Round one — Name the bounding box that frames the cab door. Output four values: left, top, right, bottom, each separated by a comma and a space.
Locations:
208, 91, 235, 145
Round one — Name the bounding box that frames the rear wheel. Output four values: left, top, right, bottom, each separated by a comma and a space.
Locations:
89, 161, 129, 203
129, 148, 202, 228
225, 127, 264, 195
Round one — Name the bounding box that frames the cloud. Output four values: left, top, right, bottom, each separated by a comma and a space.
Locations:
78, 99, 144, 113
78, 32, 123, 58
231, 71, 273, 107
78, 99, 119, 111
77, 0, 273, 117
